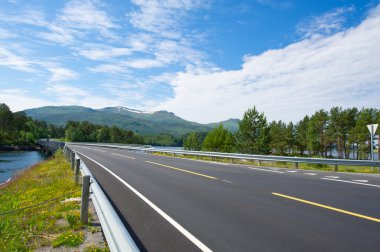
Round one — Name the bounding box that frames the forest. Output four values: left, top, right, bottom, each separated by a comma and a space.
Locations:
184, 107, 380, 160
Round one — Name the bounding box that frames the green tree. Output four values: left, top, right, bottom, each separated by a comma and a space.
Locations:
202, 124, 235, 152
0, 103, 13, 135
349, 108, 377, 159
235, 107, 270, 154
307, 110, 329, 157
269, 121, 288, 155
183, 132, 201, 151
97, 126, 110, 142
294, 116, 309, 156
342, 108, 358, 158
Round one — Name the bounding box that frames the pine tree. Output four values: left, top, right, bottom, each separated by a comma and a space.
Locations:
235, 107, 270, 154
183, 132, 201, 151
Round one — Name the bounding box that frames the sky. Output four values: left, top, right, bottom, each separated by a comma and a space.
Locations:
0, 0, 379, 124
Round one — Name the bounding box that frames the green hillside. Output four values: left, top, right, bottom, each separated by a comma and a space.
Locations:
24, 106, 212, 136
208, 118, 241, 132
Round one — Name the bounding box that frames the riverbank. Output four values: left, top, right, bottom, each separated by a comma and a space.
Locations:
0, 150, 109, 251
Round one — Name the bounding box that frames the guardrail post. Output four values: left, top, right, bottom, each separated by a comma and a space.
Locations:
334, 164, 338, 172
75, 159, 81, 184
81, 175, 90, 224
66, 149, 70, 162
258, 160, 262, 166
70, 151, 75, 171
294, 162, 299, 169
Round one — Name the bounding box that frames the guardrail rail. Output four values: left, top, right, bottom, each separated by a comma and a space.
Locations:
69, 142, 380, 171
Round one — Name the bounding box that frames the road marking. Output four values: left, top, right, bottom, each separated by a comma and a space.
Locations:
286, 171, 298, 173
76, 151, 212, 252
325, 176, 339, 179
145, 161, 218, 180
247, 167, 285, 173
112, 153, 135, 159
352, 180, 368, 183
322, 178, 380, 188
222, 179, 234, 184
304, 173, 316, 176
92, 148, 106, 153
272, 192, 380, 223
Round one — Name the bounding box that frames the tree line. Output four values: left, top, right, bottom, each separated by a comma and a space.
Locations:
0, 103, 65, 146
184, 106, 380, 160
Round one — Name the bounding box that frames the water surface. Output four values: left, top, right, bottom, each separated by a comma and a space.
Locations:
0, 151, 47, 184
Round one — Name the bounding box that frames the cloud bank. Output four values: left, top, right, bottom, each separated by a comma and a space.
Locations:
158, 5, 380, 123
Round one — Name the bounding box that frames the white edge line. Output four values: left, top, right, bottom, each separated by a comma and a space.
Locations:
222, 180, 234, 184
76, 151, 212, 252
322, 178, 380, 188
247, 167, 285, 173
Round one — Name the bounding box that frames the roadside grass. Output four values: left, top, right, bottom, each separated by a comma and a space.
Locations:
0, 149, 97, 251
153, 152, 379, 173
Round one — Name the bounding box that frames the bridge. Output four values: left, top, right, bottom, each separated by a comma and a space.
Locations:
38, 140, 380, 251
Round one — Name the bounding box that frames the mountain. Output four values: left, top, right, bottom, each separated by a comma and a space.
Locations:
208, 118, 241, 132
24, 106, 212, 136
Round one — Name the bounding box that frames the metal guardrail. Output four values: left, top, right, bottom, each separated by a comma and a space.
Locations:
69, 142, 380, 170
37, 139, 139, 252
75, 150, 139, 252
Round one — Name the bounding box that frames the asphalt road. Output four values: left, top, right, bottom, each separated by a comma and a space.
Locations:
68, 144, 380, 252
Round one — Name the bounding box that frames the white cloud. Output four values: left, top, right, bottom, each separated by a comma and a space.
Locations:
297, 6, 355, 39
48, 67, 78, 82
44, 84, 122, 108
0, 89, 53, 111
38, 0, 119, 45
59, 0, 118, 31
0, 86, 121, 112
129, 0, 206, 39
38, 24, 77, 45
0, 28, 17, 39
76, 43, 132, 61
158, 5, 380, 123
88, 63, 128, 73
123, 58, 163, 69
0, 47, 36, 72
0, 7, 47, 26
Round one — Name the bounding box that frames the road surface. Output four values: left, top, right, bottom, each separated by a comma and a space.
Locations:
68, 144, 380, 252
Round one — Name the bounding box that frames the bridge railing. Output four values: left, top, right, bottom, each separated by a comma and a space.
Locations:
68, 142, 380, 171
37, 139, 65, 153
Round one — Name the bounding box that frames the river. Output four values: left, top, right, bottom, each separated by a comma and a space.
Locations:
0, 151, 48, 184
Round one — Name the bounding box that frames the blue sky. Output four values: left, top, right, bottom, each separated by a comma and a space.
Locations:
0, 0, 379, 123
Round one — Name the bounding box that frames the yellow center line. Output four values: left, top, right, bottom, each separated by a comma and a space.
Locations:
272, 192, 380, 223
145, 161, 218, 180
111, 153, 136, 159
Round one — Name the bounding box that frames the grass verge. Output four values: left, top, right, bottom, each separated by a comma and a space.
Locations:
0, 149, 108, 251
153, 152, 379, 173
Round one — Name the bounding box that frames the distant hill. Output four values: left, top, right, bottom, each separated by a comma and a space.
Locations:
208, 118, 241, 132
24, 106, 215, 136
